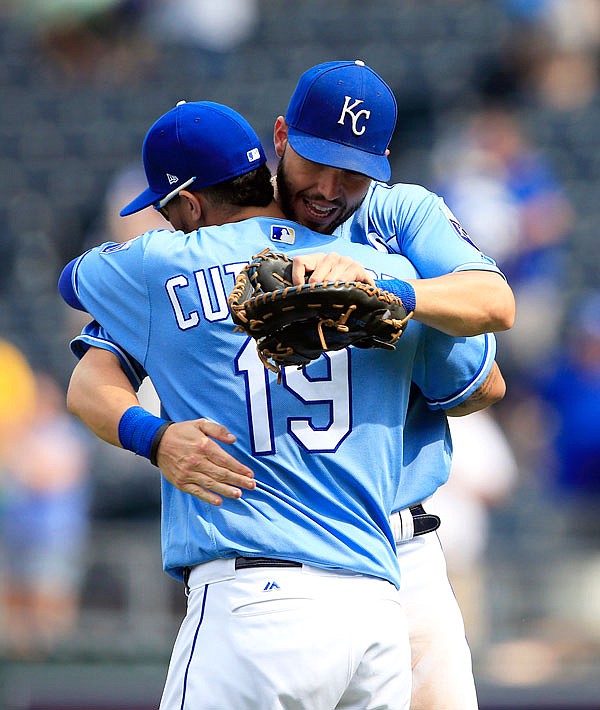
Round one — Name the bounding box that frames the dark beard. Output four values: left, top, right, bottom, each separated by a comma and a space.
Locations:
275, 160, 362, 235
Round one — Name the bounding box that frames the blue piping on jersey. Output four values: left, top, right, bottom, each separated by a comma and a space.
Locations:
70, 334, 145, 389
426, 333, 494, 410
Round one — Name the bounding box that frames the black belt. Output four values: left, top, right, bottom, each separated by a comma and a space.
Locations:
235, 506, 439, 571
183, 557, 301, 594
235, 556, 302, 570
409, 503, 441, 536
184, 505, 440, 589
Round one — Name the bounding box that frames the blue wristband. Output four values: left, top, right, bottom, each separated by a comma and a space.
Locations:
374, 279, 416, 314
118, 406, 171, 463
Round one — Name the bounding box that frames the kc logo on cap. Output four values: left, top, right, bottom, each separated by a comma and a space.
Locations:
337, 96, 371, 137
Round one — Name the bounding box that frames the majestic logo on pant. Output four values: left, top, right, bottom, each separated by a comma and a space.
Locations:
263, 581, 280, 591
338, 96, 371, 136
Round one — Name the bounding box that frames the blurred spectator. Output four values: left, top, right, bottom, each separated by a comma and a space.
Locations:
531, 48, 599, 112
14, 0, 156, 84
489, 0, 600, 111
536, 291, 600, 528
0, 367, 93, 658
432, 105, 573, 375
142, 0, 258, 52
141, 0, 259, 78
430, 410, 519, 651
501, 0, 600, 52
529, 0, 600, 113
0, 338, 37, 458
83, 163, 166, 249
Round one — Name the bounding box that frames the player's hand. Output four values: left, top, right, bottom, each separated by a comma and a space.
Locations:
291, 252, 375, 286
155, 419, 256, 506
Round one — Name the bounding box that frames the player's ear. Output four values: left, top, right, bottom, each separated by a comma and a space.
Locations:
179, 190, 203, 223
273, 116, 288, 158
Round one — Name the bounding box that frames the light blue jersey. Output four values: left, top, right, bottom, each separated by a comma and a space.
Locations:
68, 217, 494, 587
335, 181, 503, 278
335, 181, 503, 510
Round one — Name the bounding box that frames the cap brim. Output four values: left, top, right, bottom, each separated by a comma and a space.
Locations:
120, 187, 165, 217
287, 128, 391, 182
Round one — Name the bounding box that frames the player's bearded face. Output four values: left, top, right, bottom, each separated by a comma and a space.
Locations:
276, 146, 370, 234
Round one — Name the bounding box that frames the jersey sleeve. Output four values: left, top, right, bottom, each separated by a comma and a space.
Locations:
70, 320, 147, 390
66, 234, 152, 367
412, 329, 496, 411
355, 183, 505, 279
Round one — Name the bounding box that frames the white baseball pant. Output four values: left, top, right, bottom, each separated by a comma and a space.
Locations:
160, 558, 412, 709
394, 523, 478, 710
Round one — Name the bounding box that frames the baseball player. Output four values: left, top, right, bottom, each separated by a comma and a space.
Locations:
59, 100, 502, 709
272, 60, 513, 709
66, 61, 512, 709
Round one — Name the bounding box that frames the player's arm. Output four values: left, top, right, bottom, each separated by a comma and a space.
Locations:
67, 347, 256, 506
445, 361, 505, 417
406, 270, 515, 336
67, 344, 139, 445
416, 324, 505, 415
290, 253, 514, 337
366, 184, 516, 336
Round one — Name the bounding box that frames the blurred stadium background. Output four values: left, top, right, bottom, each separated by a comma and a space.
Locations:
1, 0, 600, 708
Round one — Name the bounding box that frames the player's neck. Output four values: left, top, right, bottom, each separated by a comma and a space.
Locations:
223, 201, 287, 224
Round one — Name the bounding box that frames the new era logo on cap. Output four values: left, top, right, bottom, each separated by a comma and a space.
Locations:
285, 60, 397, 182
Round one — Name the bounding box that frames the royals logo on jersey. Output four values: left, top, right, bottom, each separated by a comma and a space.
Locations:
439, 200, 480, 250
271, 225, 296, 245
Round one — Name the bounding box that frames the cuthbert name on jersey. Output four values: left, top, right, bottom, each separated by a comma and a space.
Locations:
165, 260, 247, 330
163, 260, 388, 331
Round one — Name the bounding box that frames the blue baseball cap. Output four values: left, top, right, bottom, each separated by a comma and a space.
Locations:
285, 60, 397, 182
120, 101, 267, 216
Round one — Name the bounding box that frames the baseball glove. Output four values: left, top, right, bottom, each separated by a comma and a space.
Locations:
228, 249, 413, 378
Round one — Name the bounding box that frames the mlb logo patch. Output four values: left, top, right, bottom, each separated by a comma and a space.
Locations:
271, 225, 295, 245
247, 148, 261, 162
